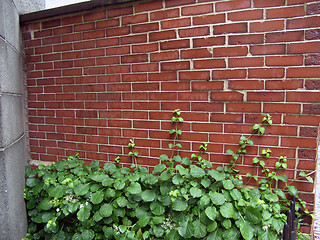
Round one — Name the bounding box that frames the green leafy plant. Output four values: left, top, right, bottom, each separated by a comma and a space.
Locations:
24, 110, 312, 240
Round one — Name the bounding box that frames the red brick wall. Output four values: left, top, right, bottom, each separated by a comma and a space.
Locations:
22, 0, 319, 216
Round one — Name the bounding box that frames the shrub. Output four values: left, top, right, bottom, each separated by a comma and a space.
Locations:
24, 110, 312, 240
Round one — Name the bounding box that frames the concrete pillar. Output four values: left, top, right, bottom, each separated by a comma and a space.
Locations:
0, 0, 43, 239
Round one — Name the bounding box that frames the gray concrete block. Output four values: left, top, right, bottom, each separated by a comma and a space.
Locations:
0, 1, 5, 39
0, 136, 27, 240
14, 0, 45, 14
0, 94, 25, 148
4, 0, 20, 50
0, 41, 23, 94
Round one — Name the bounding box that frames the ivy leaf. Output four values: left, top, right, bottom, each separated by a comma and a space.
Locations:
207, 229, 223, 240
116, 196, 128, 207
205, 206, 217, 221
288, 185, 298, 197
190, 165, 205, 178
172, 198, 188, 212
199, 195, 211, 206
178, 220, 194, 238
99, 203, 113, 217
153, 164, 166, 174
209, 191, 226, 205
77, 207, 91, 221
81, 229, 95, 240
201, 178, 211, 188
160, 170, 173, 181
258, 229, 277, 240
90, 190, 104, 205
190, 187, 202, 198
150, 201, 165, 215
38, 198, 53, 211
273, 188, 286, 200
239, 219, 254, 240
172, 174, 184, 185
230, 189, 242, 201
141, 190, 156, 202
127, 182, 142, 194
193, 220, 207, 238
74, 183, 90, 196
220, 202, 235, 218
208, 169, 225, 181
48, 185, 66, 198
152, 226, 165, 238
72, 233, 82, 240
222, 180, 234, 190
103, 162, 117, 174
169, 129, 176, 134
167, 229, 180, 240
245, 206, 262, 224
181, 157, 191, 165
176, 165, 189, 176
114, 179, 125, 190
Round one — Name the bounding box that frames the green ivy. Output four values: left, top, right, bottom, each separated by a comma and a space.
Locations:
23, 110, 312, 240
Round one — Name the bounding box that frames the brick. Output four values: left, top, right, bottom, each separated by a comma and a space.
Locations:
107, 6, 133, 18
287, 16, 320, 29
76, 110, 98, 118
216, 0, 251, 12
305, 80, 320, 90
287, 91, 320, 103
214, 23, 247, 34
161, 61, 190, 71
106, 46, 130, 55
264, 103, 301, 114
36, 62, 53, 70
74, 22, 95, 32
193, 13, 225, 25
211, 91, 243, 101
135, 0, 162, 12
250, 20, 284, 33
53, 26, 73, 35
53, 43, 72, 52
84, 66, 106, 75
74, 40, 95, 50
248, 92, 285, 102
298, 151, 317, 162
150, 9, 179, 21
300, 127, 319, 138
287, 67, 320, 78
161, 82, 190, 91
122, 74, 147, 82
305, 54, 320, 65
83, 30, 105, 40
62, 15, 83, 25
265, 80, 303, 90
122, 13, 148, 25
305, 29, 320, 40
149, 92, 176, 101
266, 56, 303, 66
213, 69, 246, 79
191, 102, 224, 112
284, 115, 320, 126
161, 18, 191, 29
193, 36, 225, 47
250, 44, 285, 55
132, 43, 158, 53
54, 60, 73, 69
307, 2, 320, 14
132, 82, 159, 91
42, 36, 61, 45
132, 23, 159, 33
192, 81, 224, 91
107, 65, 130, 74
287, 42, 320, 54
121, 54, 148, 63
179, 71, 210, 81
42, 19, 61, 29
266, 31, 304, 43
214, 46, 248, 57
181, 48, 212, 59
151, 51, 179, 62
179, 26, 210, 37
133, 102, 160, 111
165, 0, 195, 8
302, 104, 320, 115
160, 39, 190, 50
227, 103, 261, 113
282, 137, 317, 149
267, 6, 305, 19
96, 56, 120, 66
182, 3, 213, 15
228, 9, 263, 21
96, 19, 119, 29
229, 80, 264, 90
132, 63, 159, 72
248, 68, 284, 78
35, 45, 53, 54
254, 0, 285, 7
62, 33, 82, 42
229, 34, 264, 45
107, 27, 130, 37
228, 57, 264, 67
178, 92, 208, 101
149, 72, 177, 82
84, 10, 106, 22
150, 30, 176, 41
